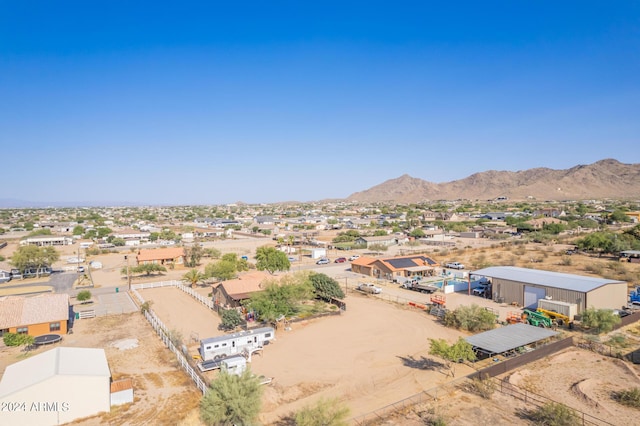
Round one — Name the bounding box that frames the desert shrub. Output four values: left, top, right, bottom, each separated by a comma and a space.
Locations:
560, 256, 573, 266
295, 397, 350, 426
514, 246, 527, 256
521, 402, 579, 425
76, 290, 92, 302
418, 408, 448, 425
580, 307, 621, 334
220, 309, 244, 331
200, 368, 262, 425
584, 263, 604, 275
140, 300, 153, 314
606, 334, 630, 348
3, 333, 34, 347
464, 376, 495, 399
167, 329, 183, 347
368, 243, 388, 252
613, 387, 640, 409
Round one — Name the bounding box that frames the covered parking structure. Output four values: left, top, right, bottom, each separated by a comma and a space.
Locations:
465, 323, 559, 358
471, 266, 627, 313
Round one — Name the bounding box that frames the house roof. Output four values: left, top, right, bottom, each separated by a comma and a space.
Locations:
471, 266, 625, 293
351, 256, 377, 267
0, 293, 69, 329
465, 323, 558, 355
215, 271, 271, 300
136, 247, 185, 262
377, 255, 439, 272
0, 347, 110, 398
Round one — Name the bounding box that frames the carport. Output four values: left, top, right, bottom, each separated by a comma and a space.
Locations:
465, 323, 558, 358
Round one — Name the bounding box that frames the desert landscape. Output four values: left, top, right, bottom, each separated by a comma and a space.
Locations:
2, 233, 640, 425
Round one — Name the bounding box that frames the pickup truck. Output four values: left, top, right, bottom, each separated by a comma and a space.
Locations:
472, 284, 490, 297
445, 262, 465, 270
356, 282, 382, 294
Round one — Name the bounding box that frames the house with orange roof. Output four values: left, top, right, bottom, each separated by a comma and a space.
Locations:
136, 247, 186, 267
0, 293, 69, 337
212, 271, 272, 308
351, 255, 439, 282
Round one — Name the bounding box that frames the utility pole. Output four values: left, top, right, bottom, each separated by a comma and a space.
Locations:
125, 255, 131, 291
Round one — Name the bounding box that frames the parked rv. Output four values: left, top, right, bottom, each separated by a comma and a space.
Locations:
199, 327, 275, 362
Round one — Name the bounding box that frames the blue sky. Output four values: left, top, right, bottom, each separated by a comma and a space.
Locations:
1, 1, 639, 206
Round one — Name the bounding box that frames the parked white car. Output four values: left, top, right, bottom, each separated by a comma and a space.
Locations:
356, 282, 382, 294
348, 255, 360, 261
445, 261, 465, 270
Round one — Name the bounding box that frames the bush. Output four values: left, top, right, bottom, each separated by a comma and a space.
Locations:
3, 333, 34, 347
442, 304, 496, 332
522, 402, 579, 425
464, 376, 495, 399
220, 309, 244, 331
613, 387, 640, 409
76, 290, 92, 302
295, 397, 350, 426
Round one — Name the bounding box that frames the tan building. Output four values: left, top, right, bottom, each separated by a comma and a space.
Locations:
0, 347, 111, 425
212, 271, 271, 308
0, 293, 69, 337
472, 266, 627, 313
136, 247, 185, 267
351, 255, 439, 282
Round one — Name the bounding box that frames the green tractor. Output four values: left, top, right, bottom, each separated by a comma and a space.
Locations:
522, 309, 553, 328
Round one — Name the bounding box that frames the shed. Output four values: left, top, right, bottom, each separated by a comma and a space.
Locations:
110, 378, 134, 406
0, 347, 111, 425
471, 266, 627, 313
465, 323, 559, 357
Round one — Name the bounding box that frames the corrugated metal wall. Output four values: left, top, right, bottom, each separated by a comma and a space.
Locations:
494, 279, 588, 312
586, 283, 628, 311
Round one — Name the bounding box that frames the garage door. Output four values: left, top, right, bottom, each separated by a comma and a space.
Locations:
524, 286, 546, 309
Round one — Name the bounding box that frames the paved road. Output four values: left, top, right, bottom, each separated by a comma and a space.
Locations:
1, 271, 78, 293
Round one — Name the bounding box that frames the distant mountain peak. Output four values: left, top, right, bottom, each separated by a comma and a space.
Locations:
347, 159, 640, 203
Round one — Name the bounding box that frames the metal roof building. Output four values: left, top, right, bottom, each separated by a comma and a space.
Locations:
472, 266, 627, 313
465, 323, 559, 356
0, 347, 112, 425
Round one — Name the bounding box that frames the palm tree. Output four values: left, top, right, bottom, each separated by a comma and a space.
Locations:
182, 268, 205, 288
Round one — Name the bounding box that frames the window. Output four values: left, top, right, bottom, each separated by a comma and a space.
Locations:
0, 329, 8, 337
50, 322, 61, 332
206, 346, 211, 350
265, 333, 272, 338
17, 327, 28, 335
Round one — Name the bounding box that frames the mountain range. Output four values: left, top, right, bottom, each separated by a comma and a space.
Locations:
346, 159, 640, 203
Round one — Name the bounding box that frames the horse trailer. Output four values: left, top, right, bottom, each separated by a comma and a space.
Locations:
199, 327, 275, 362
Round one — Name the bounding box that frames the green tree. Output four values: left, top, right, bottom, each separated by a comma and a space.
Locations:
184, 243, 204, 268
205, 247, 222, 258
295, 397, 350, 426
122, 263, 167, 276
27, 228, 52, 237
309, 273, 345, 300
442, 304, 496, 332
205, 260, 238, 281
182, 269, 206, 288
580, 307, 621, 333
200, 368, 262, 426
76, 290, 92, 302
428, 337, 476, 377
410, 228, 425, 238
11, 245, 59, 276
255, 246, 290, 274
220, 309, 244, 331
246, 276, 314, 322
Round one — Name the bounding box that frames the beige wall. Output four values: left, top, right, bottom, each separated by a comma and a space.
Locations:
586, 283, 628, 311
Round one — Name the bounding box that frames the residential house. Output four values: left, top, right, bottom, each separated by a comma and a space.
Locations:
0, 293, 70, 337
20, 236, 74, 247
351, 255, 440, 282
354, 235, 397, 248
136, 247, 185, 267
212, 271, 271, 308
526, 217, 564, 230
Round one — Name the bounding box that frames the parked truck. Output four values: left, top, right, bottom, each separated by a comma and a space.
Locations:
630, 286, 640, 305
401, 280, 439, 294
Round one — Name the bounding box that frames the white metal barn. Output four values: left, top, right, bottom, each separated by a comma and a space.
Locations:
200, 327, 275, 361
472, 266, 627, 313
0, 347, 111, 425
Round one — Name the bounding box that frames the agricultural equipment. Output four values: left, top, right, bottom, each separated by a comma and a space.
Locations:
537, 308, 570, 326
430, 294, 446, 307
521, 309, 553, 328
506, 311, 523, 324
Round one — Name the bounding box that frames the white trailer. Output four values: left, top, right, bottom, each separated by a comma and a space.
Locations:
199, 327, 275, 362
